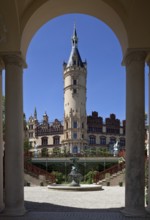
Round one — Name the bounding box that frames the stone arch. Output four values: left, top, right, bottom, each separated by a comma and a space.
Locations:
20, 0, 128, 59
1, 0, 150, 217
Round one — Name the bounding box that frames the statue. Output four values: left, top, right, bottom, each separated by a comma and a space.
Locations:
68, 157, 82, 186
113, 141, 119, 157
70, 157, 79, 170
34, 142, 38, 158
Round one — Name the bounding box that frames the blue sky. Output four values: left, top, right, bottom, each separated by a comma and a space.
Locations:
23, 14, 149, 122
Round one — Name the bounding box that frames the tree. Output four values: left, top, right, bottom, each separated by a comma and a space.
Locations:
53, 147, 61, 156
24, 138, 31, 152
41, 148, 48, 157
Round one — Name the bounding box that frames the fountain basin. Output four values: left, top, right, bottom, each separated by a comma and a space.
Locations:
47, 184, 102, 191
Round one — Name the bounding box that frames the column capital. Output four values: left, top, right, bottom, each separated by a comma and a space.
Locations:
1, 52, 27, 68
146, 53, 150, 67
0, 58, 4, 71
122, 49, 147, 66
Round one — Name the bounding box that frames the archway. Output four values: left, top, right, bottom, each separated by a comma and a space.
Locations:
22, 4, 127, 215
21, 1, 128, 58
0, 0, 150, 218
23, 14, 126, 199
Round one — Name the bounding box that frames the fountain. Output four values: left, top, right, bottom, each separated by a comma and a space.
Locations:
68, 157, 82, 186
47, 157, 102, 191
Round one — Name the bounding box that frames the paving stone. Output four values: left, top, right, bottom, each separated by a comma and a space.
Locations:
1, 186, 150, 220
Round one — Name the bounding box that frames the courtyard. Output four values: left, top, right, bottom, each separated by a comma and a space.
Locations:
1, 186, 150, 220
24, 186, 125, 210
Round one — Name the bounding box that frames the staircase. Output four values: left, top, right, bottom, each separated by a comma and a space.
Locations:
99, 170, 125, 186
24, 173, 43, 186
94, 160, 125, 186
24, 160, 56, 186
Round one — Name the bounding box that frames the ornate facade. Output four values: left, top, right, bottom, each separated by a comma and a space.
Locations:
27, 110, 126, 154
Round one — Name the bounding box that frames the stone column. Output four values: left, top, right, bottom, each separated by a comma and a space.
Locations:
147, 59, 150, 212
3, 53, 26, 216
123, 50, 147, 216
0, 59, 4, 212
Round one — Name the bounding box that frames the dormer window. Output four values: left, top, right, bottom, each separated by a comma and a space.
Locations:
73, 59, 76, 65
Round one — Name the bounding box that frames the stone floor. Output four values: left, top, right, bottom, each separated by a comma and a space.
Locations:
1, 186, 150, 220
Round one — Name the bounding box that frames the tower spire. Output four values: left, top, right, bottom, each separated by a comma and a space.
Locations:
66, 25, 84, 68
72, 24, 78, 48
34, 107, 37, 120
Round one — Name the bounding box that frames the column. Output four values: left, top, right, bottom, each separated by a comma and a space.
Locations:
147, 59, 150, 212
123, 50, 147, 216
0, 59, 4, 212
3, 53, 26, 216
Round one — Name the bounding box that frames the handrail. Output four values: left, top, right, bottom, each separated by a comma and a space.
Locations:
24, 161, 56, 183
94, 161, 125, 183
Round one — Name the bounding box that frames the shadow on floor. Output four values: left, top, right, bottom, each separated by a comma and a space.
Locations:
25, 200, 124, 213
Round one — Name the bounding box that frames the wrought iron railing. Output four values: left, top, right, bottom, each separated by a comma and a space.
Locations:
24, 161, 56, 183
93, 161, 125, 183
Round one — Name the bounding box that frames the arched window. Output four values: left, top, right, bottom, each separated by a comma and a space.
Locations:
53, 136, 60, 145
73, 79, 77, 85
41, 137, 48, 146
73, 133, 77, 139
110, 137, 116, 145
120, 138, 125, 146
89, 135, 96, 144
73, 121, 77, 128
73, 146, 78, 154
100, 136, 106, 145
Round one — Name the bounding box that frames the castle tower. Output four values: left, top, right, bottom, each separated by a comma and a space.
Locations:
63, 25, 88, 154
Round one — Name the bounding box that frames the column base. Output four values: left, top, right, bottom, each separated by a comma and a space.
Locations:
121, 207, 147, 217
146, 206, 150, 213
2, 206, 26, 216
0, 203, 4, 213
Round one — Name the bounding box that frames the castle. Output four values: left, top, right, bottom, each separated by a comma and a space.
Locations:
27, 26, 126, 155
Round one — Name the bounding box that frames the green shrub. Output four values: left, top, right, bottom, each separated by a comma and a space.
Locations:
84, 170, 98, 184
52, 171, 64, 184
